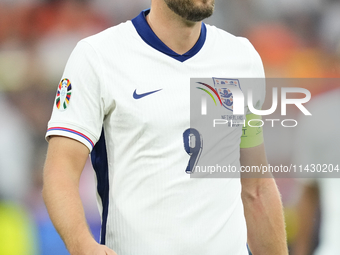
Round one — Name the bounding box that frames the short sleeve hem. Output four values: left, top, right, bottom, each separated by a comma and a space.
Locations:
46, 122, 98, 152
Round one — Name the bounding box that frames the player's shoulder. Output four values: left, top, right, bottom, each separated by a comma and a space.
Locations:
205, 24, 257, 52
205, 24, 264, 78
78, 20, 135, 51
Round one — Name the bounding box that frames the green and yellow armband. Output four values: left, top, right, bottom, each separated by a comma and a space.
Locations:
240, 114, 264, 148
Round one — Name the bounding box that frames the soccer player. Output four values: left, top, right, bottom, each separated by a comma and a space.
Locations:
42, 0, 288, 254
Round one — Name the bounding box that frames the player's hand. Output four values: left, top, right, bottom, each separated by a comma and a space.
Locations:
72, 242, 117, 255
87, 244, 117, 255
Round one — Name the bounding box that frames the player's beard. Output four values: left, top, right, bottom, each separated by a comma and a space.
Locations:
164, 0, 215, 22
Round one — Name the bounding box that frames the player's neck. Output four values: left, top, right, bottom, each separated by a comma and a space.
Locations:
147, 3, 202, 55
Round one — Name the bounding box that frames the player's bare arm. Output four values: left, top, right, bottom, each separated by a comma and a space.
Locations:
240, 143, 288, 255
42, 136, 117, 255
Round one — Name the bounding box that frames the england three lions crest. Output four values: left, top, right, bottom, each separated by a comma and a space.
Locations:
213, 78, 241, 111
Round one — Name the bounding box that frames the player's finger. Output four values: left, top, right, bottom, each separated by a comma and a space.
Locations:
105, 251, 117, 255
105, 247, 118, 255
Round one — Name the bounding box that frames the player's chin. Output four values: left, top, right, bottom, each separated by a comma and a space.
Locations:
190, 0, 215, 20
186, 7, 214, 22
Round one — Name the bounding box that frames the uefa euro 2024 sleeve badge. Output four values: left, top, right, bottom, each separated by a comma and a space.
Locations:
56, 78, 72, 111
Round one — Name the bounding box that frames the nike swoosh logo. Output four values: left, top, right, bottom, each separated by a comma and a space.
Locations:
133, 89, 162, 99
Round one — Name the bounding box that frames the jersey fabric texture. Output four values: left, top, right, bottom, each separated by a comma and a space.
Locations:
46, 9, 265, 255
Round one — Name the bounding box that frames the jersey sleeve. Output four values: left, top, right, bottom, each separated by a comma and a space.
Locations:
239, 37, 266, 148
245, 37, 266, 111
46, 40, 105, 152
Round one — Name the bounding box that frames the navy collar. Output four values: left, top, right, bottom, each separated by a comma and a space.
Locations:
132, 9, 207, 62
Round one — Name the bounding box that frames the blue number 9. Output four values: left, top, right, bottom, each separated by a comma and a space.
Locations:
183, 128, 203, 174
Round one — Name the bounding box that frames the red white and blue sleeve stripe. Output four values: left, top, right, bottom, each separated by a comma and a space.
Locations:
46, 126, 95, 151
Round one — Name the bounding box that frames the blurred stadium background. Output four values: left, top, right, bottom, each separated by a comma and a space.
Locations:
0, 0, 339, 254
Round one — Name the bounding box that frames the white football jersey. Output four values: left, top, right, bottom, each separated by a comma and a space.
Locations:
46, 9, 265, 255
